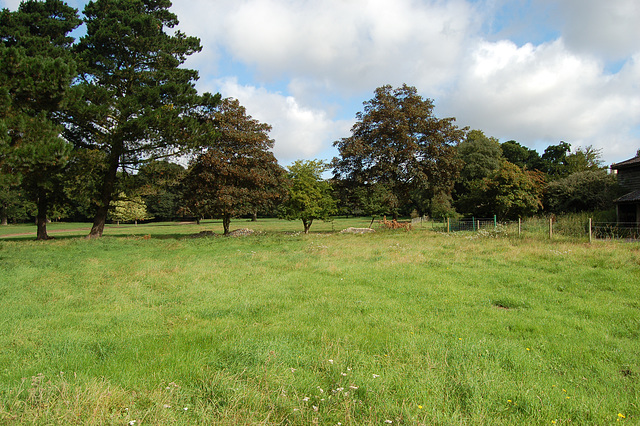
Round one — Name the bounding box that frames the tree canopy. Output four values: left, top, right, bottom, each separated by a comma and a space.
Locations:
463, 161, 545, 219
65, 0, 220, 238
280, 160, 336, 234
0, 0, 80, 239
0, 1, 626, 231
182, 98, 288, 234
333, 84, 466, 219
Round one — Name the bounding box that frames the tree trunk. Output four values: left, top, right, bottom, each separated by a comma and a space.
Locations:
251, 212, 257, 222
1, 203, 7, 225
302, 218, 313, 234
36, 196, 50, 240
87, 141, 122, 239
223, 213, 231, 235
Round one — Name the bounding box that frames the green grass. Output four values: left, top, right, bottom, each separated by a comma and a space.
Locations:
0, 220, 639, 424
0, 217, 371, 241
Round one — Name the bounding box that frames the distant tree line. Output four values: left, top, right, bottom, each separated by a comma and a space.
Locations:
0, 1, 625, 239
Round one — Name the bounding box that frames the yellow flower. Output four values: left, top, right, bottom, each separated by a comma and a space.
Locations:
417, 405, 423, 409
507, 400, 512, 403
618, 413, 626, 418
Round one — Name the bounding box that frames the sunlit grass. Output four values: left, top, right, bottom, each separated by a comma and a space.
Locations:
0, 217, 372, 241
1, 222, 639, 424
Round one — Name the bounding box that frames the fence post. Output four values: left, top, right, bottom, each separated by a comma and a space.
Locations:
447, 217, 450, 233
589, 218, 592, 244
477, 220, 480, 232
494, 215, 497, 228
549, 218, 553, 239
472, 217, 476, 232
518, 218, 521, 237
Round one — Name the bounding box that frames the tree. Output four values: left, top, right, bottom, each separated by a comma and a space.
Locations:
457, 130, 503, 182
564, 145, 604, 174
182, 98, 288, 235
333, 84, 465, 219
454, 130, 503, 214
462, 161, 545, 219
65, 0, 220, 238
109, 192, 150, 225
501, 140, 544, 171
545, 170, 620, 213
542, 141, 571, 178
62, 148, 108, 221
0, 172, 34, 225
136, 160, 185, 221
280, 160, 336, 234
0, 0, 81, 239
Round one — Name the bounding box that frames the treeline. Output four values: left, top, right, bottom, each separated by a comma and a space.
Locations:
1, 1, 623, 239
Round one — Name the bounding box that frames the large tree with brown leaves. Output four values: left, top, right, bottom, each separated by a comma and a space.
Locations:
183, 98, 288, 235
332, 84, 466, 219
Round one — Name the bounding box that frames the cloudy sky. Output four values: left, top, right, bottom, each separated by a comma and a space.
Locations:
3, 0, 639, 166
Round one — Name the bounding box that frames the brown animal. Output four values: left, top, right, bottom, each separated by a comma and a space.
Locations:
380, 216, 412, 231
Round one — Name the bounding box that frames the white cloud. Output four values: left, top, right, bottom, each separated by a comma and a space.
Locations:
174, 0, 478, 96
4, 0, 639, 164
0, 0, 21, 10
204, 78, 353, 163
551, 0, 640, 60
440, 38, 640, 161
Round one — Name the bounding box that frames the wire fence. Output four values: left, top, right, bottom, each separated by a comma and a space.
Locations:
411, 216, 640, 242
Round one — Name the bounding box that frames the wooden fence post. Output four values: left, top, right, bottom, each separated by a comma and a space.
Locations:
518, 218, 521, 237
549, 218, 553, 239
447, 217, 450, 233
589, 218, 592, 244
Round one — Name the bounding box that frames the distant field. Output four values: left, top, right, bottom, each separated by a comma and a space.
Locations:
0, 217, 373, 240
0, 220, 638, 424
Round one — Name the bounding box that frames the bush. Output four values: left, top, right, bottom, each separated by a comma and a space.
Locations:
545, 170, 621, 213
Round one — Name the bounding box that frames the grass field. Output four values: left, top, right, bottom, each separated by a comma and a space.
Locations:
1, 219, 639, 424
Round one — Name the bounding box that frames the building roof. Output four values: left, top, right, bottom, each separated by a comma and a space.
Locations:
611, 155, 640, 170
615, 190, 640, 204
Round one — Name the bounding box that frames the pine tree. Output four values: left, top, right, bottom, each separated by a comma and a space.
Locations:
65, 0, 220, 238
0, 0, 81, 239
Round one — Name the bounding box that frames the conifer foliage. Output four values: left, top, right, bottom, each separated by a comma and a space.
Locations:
0, 0, 81, 239
66, 0, 220, 238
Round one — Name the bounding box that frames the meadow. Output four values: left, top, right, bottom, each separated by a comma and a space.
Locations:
0, 218, 639, 424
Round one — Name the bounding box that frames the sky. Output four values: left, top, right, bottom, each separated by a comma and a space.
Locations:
2, 0, 639, 167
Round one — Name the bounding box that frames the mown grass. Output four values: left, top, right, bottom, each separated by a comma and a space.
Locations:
0, 217, 371, 241
0, 220, 639, 424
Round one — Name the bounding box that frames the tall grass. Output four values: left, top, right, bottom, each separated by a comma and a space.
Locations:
1, 222, 638, 424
